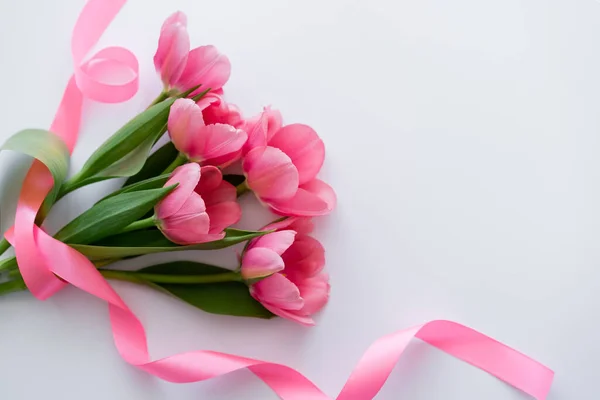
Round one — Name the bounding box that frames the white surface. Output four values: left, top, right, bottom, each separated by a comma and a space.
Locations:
0, 0, 596, 398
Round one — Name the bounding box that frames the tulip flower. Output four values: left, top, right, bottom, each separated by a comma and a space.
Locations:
241, 218, 329, 326
153, 11, 190, 89
242, 119, 336, 216
154, 12, 231, 94
168, 99, 247, 167
196, 92, 244, 128
155, 163, 241, 245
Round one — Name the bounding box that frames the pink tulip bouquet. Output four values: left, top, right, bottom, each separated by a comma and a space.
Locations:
0, 4, 558, 398
0, 11, 335, 326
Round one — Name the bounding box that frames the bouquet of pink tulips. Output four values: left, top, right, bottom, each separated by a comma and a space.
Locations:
0, 11, 335, 325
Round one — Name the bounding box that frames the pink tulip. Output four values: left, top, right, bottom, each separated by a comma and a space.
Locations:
168, 99, 247, 167
241, 120, 336, 216
155, 163, 241, 245
241, 218, 329, 326
174, 45, 231, 94
154, 12, 190, 88
196, 92, 244, 128
154, 12, 231, 94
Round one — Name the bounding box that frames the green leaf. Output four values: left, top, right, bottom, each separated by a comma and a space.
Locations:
75, 99, 175, 182
54, 186, 174, 245
96, 174, 171, 204
1, 129, 70, 206
137, 261, 273, 319
158, 282, 274, 318
97, 133, 159, 178
73, 228, 270, 260
124, 141, 179, 186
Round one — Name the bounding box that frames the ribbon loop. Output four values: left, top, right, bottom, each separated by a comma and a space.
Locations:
72, 0, 137, 103
77, 46, 138, 103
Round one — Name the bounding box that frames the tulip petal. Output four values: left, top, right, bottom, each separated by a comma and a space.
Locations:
259, 303, 315, 326
252, 230, 296, 255
154, 23, 190, 87
162, 11, 187, 28
159, 194, 211, 245
250, 273, 303, 310
263, 106, 283, 142
243, 111, 268, 155
198, 93, 244, 127
268, 189, 329, 217
197, 165, 223, 194
269, 179, 335, 217
196, 123, 247, 165
176, 45, 231, 93
202, 182, 237, 207
242, 248, 285, 280
268, 124, 325, 185
301, 179, 336, 211
205, 149, 244, 169
156, 163, 201, 219
243, 146, 299, 201
163, 193, 208, 228
168, 99, 205, 157
163, 229, 223, 245
282, 235, 326, 279
262, 217, 314, 235
297, 273, 330, 315
206, 201, 242, 234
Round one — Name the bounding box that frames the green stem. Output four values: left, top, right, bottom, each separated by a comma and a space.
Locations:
236, 180, 250, 197
161, 153, 188, 175
0, 277, 27, 296
0, 238, 11, 257
0, 264, 240, 299
0, 257, 17, 273
120, 216, 156, 233
100, 269, 242, 284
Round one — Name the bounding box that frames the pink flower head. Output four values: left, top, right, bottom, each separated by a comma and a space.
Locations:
168, 98, 247, 167
241, 218, 329, 326
242, 122, 336, 216
154, 11, 190, 88
174, 45, 231, 95
196, 92, 244, 129
155, 163, 241, 245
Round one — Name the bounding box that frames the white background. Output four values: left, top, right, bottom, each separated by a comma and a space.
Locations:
0, 0, 597, 398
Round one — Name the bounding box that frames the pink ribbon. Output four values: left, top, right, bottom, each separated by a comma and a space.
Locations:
4, 0, 555, 398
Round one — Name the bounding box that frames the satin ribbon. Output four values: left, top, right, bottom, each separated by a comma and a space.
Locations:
4, 0, 555, 398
